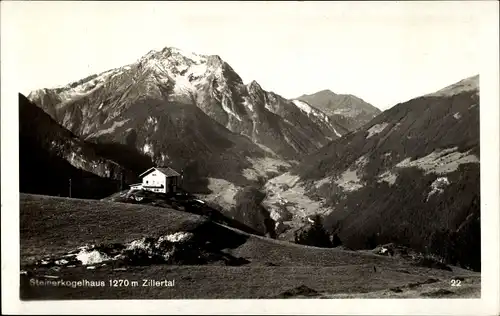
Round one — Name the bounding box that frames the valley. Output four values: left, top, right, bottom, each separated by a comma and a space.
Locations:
260, 76, 481, 272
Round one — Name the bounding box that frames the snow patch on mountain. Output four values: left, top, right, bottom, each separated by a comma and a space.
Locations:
291, 100, 336, 133
146, 116, 158, 125
221, 100, 242, 121
292, 100, 314, 115
242, 98, 254, 112
255, 143, 277, 155
91, 119, 130, 138
169, 47, 205, 64
282, 134, 300, 153
293, 99, 342, 137
172, 63, 209, 94
136, 47, 213, 97
173, 75, 192, 94
35, 68, 124, 104
145, 116, 159, 132
142, 143, 154, 157
264, 103, 273, 112
332, 128, 342, 138
160, 153, 169, 163
396, 147, 479, 175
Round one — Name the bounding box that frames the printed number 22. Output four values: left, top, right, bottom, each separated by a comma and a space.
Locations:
451, 279, 462, 287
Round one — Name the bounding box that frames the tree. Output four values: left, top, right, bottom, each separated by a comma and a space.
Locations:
233, 187, 275, 238
365, 232, 379, 249
295, 215, 333, 248
331, 233, 343, 247
428, 228, 459, 265
455, 216, 481, 271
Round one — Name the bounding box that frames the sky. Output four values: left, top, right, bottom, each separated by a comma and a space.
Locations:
0, 1, 492, 110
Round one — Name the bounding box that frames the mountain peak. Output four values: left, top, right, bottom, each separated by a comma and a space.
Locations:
317, 89, 337, 96
427, 75, 479, 98
296, 89, 381, 131
248, 80, 262, 89
140, 46, 207, 65
206, 55, 224, 68
299, 89, 336, 99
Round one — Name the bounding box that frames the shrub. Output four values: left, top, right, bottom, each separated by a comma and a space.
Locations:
233, 186, 276, 238
426, 216, 480, 271
365, 232, 379, 249
331, 233, 343, 247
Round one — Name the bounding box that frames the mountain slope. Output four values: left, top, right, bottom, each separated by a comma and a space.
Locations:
264, 75, 480, 270
21, 89, 287, 236
28, 47, 342, 161
19, 93, 131, 198
296, 90, 381, 131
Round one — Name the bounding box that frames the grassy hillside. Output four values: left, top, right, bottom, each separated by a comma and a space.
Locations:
20, 194, 208, 264
20, 194, 385, 267
20, 194, 479, 299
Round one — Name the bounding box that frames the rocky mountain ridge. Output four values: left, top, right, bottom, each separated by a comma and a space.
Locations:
28, 47, 344, 161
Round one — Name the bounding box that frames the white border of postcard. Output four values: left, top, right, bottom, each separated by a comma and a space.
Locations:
1, 1, 499, 315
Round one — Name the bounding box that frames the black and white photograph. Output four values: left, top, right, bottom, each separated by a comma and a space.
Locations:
1, 1, 499, 314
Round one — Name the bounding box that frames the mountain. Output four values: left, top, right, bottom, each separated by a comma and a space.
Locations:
19, 93, 131, 198
296, 90, 381, 132
264, 75, 480, 270
22, 47, 338, 235
26, 46, 352, 218
28, 47, 343, 162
